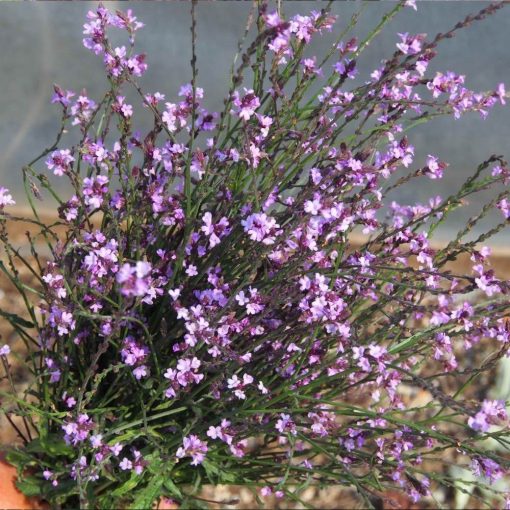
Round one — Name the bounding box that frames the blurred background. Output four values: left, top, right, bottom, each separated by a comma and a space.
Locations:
1, 1, 510, 244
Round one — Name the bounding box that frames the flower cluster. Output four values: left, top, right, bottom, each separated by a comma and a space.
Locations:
2, 2, 510, 509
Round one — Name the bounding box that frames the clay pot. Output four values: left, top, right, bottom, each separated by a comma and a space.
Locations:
156, 498, 179, 509
0, 452, 178, 509
0, 454, 47, 510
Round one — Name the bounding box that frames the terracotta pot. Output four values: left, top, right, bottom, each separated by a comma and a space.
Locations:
0, 452, 181, 510
0, 455, 180, 509
156, 498, 179, 509
0, 454, 47, 510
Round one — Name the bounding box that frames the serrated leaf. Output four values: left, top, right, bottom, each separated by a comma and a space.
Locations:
130, 477, 164, 509
109, 430, 144, 444
16, 476, 42, 497
111, 474, 142, 498
5, 449, 34, 470
164, 478, 182, 499
24, 435, 73, 457
40, 434, 74, 456
201, 459, 219, 482
218, 468, 237, 484
144, 453, 163, 475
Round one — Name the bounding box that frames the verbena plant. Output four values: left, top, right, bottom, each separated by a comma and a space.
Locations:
2, 1, 510, 508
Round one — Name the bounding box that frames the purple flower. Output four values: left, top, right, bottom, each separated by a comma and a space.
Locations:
276, 413, 297, 436
496, 83, 506, 105
116, 261, 153, 298
0, 344, 10, 356
113, 96, 133, 118
119, 457, 132, 471
207, 419, 234, 445
83, 175, 109, 209
46, 150, 75, 176
471, 457, 504, 483
468, 399, 508, 432
164, 357, 204, 398
45, 305, 76, 336
71, 95, 97, 128
176, 435, 208, 466
425, 154, 447, 180
235, 287, 265, 315
227, 373, 254, 400
396, 32, 425, 55
201, 212, 230, 248
62, 413, 94, 445
51, 85, 75, 107
242, 213, 281, 245
497, 197, 510, 219
110, 443, 123, 457
232, 88, 260, 121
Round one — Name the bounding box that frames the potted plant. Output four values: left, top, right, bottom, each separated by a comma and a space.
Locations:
2, 1, 510, 508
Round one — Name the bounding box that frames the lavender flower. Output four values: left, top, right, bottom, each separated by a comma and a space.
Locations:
176, 435, 208, 466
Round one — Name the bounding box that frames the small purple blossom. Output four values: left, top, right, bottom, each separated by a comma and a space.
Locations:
116, 261, 152, 298
176, 435, 208, 466
164, 357, 204, 398
241, 212, 281, 245
83, 175, 109, 209
468, 399, 508, 432
46, 149, 75, 176
232, 88, 260, 121
62, 413, 95, 445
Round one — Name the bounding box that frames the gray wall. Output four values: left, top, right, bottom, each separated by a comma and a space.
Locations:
1, 1, 510, 244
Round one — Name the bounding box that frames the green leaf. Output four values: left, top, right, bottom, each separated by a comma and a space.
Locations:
0, 308, 34, 329
16, 476, 42, 497
130, 477, 164, 510
111, 474, 142, 498
25, 439, 46, 454
218, 468, 237, 484
201, 459, 219, 482
163, 478, 182, 499
5, 448, 34, 470
109, 430, 145, 445
40, 434, 75, 456
25, 435, 74, 457
145, 452, 163, 474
